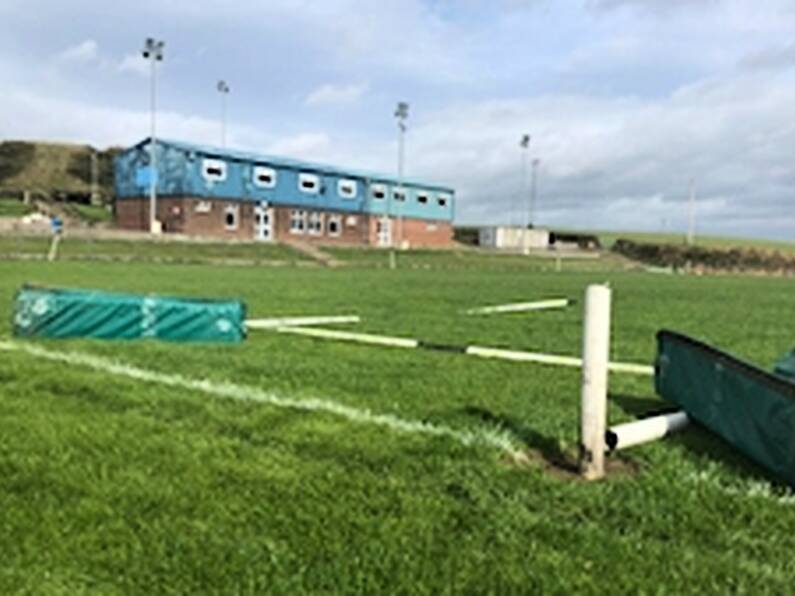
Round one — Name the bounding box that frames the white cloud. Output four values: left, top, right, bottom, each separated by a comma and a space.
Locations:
266, 132, 332, 160
55, 39, 99, 64
304, 83, 369, 107
118, 53, 150, 77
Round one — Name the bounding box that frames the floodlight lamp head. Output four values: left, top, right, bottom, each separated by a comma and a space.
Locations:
395, 101, 409, 120
520, 134, 531, 148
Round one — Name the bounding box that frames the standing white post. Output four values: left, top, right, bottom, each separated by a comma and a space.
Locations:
579, 284, 612, 480
218, 80, 230, 148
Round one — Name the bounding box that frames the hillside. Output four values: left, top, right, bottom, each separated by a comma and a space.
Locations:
0, 140, 120, 204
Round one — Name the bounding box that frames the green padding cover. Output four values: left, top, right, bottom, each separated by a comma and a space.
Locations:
13, 286, 246, 343
656, 330, 795, 488
775, 351, 795, 381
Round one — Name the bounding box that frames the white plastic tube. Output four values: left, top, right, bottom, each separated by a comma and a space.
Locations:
605, 412, 690, 452
246, 316, 360, 330
276, 326, 420, 349
580, 284, 612, 480
466, 299, 571, 315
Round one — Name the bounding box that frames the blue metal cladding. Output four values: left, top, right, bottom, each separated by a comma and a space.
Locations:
115, 138, 455, 222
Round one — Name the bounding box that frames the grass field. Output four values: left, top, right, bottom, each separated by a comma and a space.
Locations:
0, 235, 309, 265
1, 255, 795, 593
0, 199, 35, 218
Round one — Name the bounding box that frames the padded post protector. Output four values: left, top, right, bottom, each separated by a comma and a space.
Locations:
13, 285, 246, 343
656, 330, 795, 488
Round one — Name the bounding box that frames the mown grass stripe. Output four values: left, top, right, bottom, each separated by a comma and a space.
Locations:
0, 340, 522, 458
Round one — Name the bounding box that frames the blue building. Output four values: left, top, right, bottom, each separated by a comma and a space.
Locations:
115, 138, 456, 247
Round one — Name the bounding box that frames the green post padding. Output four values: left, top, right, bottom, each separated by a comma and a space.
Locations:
13, 285, 246, 343
774, 351, 795, 381
656, 330, 795, 488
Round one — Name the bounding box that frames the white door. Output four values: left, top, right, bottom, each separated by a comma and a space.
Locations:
376, 217, 391, 247
254, 203, 274, 242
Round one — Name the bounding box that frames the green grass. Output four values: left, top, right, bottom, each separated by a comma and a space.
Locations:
2, 259, 795, 593
0, 236, 309, 264
0, 199, 35, 217
67, 203, 113, 225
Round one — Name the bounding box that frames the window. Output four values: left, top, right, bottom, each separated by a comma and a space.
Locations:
195, 201, 212, 214
308, 212, 324, 235
426, 223, 438, 232
202, 158, 227, 182
437, 194, 451, 208
299, 173, 321, 194
224, 204, 239, 230
328, 214, 342, 237
253, 166, 277, 189
371, 184, 387, 200
338, 179, 358, 199
417, 193, 429, 205
290, 210, 307, 234
346, 215, 358, 227
393, 188, 407, 202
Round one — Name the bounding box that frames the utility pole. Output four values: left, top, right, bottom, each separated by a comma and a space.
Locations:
142, 37, 165, 234
217, 80, 230, 148
687, 178, 696, 246
530, 158, 540, 228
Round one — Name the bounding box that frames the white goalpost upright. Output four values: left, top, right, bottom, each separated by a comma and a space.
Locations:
579, 284, 612, 480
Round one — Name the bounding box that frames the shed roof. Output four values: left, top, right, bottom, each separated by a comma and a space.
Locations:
130, 138, 454, 193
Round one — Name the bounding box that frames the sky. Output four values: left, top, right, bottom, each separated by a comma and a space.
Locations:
1, 0, 794, 239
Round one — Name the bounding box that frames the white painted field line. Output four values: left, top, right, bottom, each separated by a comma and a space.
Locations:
466, 299, 572, 316
0, 340, 521, 458
246, 315, 360, 330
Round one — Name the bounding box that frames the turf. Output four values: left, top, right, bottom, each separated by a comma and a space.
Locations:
0, 199, 35, 218
1, 258, 795, 593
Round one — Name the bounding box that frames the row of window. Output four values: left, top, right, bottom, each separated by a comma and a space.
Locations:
289, 210, 345, 237
201, 159, 451, 207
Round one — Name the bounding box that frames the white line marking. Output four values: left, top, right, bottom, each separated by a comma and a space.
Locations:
276, 326, 420, 349
246, 315, 360, 330
0, 340, 521, 458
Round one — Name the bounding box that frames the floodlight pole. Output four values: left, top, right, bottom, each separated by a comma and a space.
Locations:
218, 80, 230, 148
142, 37, 164, 235
390, 101, 409, 269
530, 158, 540, 228
519, 134, 531, 232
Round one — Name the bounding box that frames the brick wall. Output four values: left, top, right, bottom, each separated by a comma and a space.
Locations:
116, 197, 454, 247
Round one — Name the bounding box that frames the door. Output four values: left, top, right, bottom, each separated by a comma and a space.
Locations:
376, 217, 391, 247
254, 202, 274, 242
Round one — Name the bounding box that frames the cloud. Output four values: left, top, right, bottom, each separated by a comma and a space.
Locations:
587, 0, 719, 14
304, 83, 369, 107
266, 133, 332, 160
118, 53, 150, 77
55, 39, 99, 63
739, 42, 795, 72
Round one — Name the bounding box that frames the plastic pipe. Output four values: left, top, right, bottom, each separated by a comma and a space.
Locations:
276, 326, 420, 349
247, 316, 360, 330
580, 284, 612, 480
605, 412, 690, 452
466, 299, 571, 315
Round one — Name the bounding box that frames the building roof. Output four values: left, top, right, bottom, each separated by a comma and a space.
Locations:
130, 138, 454, 193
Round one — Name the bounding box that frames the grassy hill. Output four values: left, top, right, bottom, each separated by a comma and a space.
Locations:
0, 140, 119, 204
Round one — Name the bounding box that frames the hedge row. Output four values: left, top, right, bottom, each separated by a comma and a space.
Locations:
612, 239, 795, 273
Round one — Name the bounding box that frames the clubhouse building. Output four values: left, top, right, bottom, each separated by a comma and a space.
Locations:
114, 138, 455, 247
